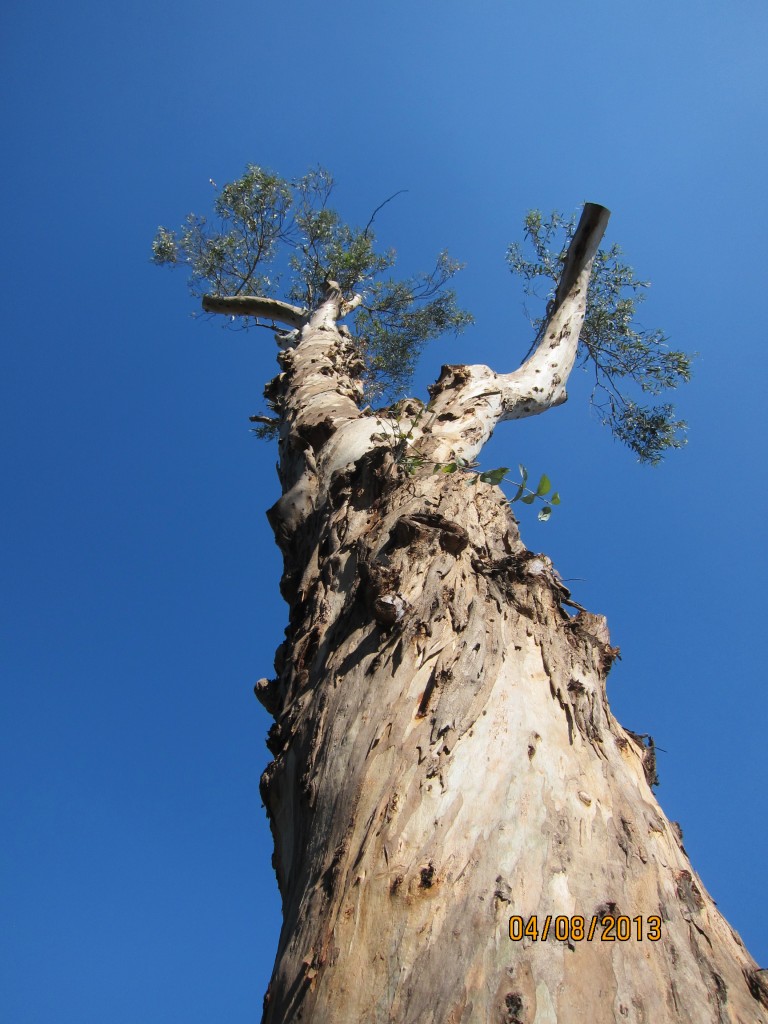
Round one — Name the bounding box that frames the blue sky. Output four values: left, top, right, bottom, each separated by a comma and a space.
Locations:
2, 1, 766, 1019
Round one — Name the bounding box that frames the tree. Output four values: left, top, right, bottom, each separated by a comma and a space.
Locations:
154, 168, 767, 1024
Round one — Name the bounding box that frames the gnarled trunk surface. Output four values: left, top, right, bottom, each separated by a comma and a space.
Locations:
252, 318, 767, 1024
203, 205, 766, 1022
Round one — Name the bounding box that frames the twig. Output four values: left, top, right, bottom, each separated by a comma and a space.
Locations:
363, 190, 409, 239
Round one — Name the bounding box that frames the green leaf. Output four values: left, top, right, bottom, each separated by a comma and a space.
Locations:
535, 474, 552, 497
550, 492, 561, 505
521, 493, 536, 505
441, 463, 458, 474
538, 506, 552, 522
518, 464, 528, 485
510, 482, 526, 503
479, 467, 509, 486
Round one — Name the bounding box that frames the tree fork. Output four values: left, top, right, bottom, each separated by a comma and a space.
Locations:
423, 204, 612, 466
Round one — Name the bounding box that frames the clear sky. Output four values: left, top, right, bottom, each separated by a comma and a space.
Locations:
2, 1, 766, 1019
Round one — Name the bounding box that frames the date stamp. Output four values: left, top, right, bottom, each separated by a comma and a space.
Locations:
509, 914, 661, 942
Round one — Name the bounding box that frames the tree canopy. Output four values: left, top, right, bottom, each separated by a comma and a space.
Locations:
153, 166, 692, 463
152, 165, 472, 402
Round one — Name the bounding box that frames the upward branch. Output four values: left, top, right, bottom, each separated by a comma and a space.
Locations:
507, 207, 692, 463
424, 204, 610, 463
500, 202, 611, 417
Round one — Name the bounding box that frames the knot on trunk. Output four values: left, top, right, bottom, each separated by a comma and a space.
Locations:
565, 611, 621, 676
254, 677, 280, 717
746, 968, 768, 1010
427, 363, 475, 399
675, 869, 706, 915
391, 512, 469, 554
358, 557, 407, 627
626, 730, 660, 788
373, 593, 407, 626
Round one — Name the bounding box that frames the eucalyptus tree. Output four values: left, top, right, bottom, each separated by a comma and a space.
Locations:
154, 167, 766, 1024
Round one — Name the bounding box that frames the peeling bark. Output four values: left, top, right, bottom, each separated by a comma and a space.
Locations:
257, 463, 765, 1024
200, 211, 766, 1024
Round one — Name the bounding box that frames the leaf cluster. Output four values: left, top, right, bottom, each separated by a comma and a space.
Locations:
459, 461, 559, 521
152, 165, 472, 403
507, 210, 692, 463
353, 253, 473, 399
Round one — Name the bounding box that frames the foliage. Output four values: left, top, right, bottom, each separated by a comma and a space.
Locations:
507, 210, 692, 464
152, 165, 472, 401
353, 252, 472, 400
155, 175, 691, 468
456, 461, 558, 521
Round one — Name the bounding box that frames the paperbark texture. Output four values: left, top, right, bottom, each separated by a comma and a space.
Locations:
202, 207, 766, 1022
257, 434, 766, 1024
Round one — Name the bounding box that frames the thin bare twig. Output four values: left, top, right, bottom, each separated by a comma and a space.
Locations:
363, 190, 409, 239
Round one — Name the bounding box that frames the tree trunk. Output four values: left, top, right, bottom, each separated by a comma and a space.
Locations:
198, 204, 766, 1022
251, 317, 767, 1024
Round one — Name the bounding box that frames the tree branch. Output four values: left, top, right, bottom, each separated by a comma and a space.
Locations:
201, 294, 308, 329
362, 189, 408, 239
497, 202, 611, 419
552, 204, 611, 308
423, 203, 611, 463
